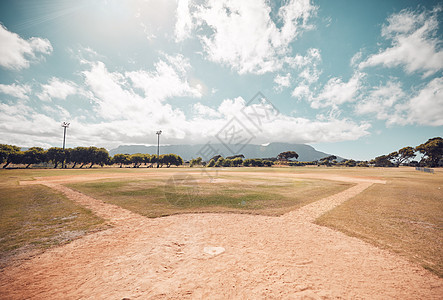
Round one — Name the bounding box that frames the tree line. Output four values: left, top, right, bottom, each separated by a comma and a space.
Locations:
1, 137, 440, 169
369, 137, 442, 168
0, 145, 183, 169
188, 137, 442, 168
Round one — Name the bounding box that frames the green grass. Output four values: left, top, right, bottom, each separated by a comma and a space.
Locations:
66, 173, 353, 218
0, 170, 107, 268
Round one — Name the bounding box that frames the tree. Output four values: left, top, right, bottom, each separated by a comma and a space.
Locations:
47, 147, 66, 168
277, 151, 299, 161
223, 158, 233, 167
190, 157, 202, 167
370, 155, 394, 167
210, 154, 223, 162
143, 154, 153, 167
0, 144, 21, 168
71, 147, 89, 168
357, 161, 369, 167
263, 160, 273, 167
130, 153, 145, 168
64, 148, 72, 167
214, 157, 225, 167
232, 157, 243, 167
8, 151, 24, 167
160, 153, 183, 168
207, 159, 216, 167
113, 154, 130, 168
243, 159, 252, 167
320, 155, 337, 166
416, 137, 442, 167
344, 159, 356, 167
173, 154, 183, 167
389, 146, 415, 167
226, 154, 245, 160
22, 147, 46, 168
89, 147, 110, 168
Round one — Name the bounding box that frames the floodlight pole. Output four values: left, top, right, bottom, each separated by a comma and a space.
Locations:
61, 122, 70, 168
156, 130, 162, 168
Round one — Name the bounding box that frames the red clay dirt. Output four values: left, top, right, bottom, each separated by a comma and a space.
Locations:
0, 172, 442, 299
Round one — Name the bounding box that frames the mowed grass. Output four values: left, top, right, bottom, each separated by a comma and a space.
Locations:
316, 168, 443, 277
0, 170, 107, 268
66, 172, 353, 217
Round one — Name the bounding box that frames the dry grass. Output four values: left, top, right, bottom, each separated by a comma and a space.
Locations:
2, 166, 442, 278
0, 170, 107, 268
66, 172, 353, 218
316, 168, 443, 277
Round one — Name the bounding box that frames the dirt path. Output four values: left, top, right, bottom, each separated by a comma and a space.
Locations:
0, 173, 441, 299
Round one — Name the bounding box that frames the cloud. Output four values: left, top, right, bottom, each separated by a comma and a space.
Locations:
0, 83, 31, 100
356, 80, 406, 124
407, 77, 443, 126
359, 6, 443, 78
175, 0, 193, 42
188, 96, 370, 145
291, 84, 311, 99
179, 0, 317, 74
0, 24, 52, 70
288, 48, 322, 97
37, 78, 78, 102
126, 54, 201, 102
350, 50, 363, 67
356, 77, 443, 126
193, 102, 221, 118
274, 73, 291, 92
309, 72, 364, 108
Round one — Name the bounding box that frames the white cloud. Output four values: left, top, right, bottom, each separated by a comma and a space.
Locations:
291, 84, 311, 99
126, 54, 201, 101
356, 81, 406, 124
274, 73, 291, 92
37, 78, 77, 102
350, 50, 363, 67
288, 48, 321, 97
309, 72, 364, 108
0, 101, 63, 148
82, 61, 146, 120
175, 0, 193, 42
407, 77, 443, 126
356, 77, 443, 127
0, 83, 31, 100
0, 24, 52, 70
180, 0, 317, 74
359, 7, 443, 78
285, 48, 321, 69
193, 102, 220, 118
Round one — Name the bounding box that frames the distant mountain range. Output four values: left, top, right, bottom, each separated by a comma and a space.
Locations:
109, 143, 343, 162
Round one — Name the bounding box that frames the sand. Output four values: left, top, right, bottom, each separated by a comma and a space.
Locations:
0, 172, 441, 299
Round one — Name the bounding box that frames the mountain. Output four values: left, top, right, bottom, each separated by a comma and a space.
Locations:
109, 143, 343, 162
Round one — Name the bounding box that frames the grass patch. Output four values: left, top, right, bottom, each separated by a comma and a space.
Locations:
66, 173, 353, 218
316, 170, 443, 277
0, 170, 106, 268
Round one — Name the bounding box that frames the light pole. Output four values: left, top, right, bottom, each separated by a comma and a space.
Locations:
61, 122, 70, 168
156, 130, 162, 168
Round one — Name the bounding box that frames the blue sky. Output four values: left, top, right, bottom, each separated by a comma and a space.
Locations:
0, 0, 441, 160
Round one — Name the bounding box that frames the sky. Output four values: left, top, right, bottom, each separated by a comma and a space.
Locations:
0, 0, 442, 160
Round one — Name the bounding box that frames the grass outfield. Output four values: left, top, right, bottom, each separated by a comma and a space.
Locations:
316, 167, 443, 277
0, 170, 107, 268
66, 171, 353, 217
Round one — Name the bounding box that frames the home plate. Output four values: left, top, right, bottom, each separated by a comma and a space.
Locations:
204, 246, 225, 256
